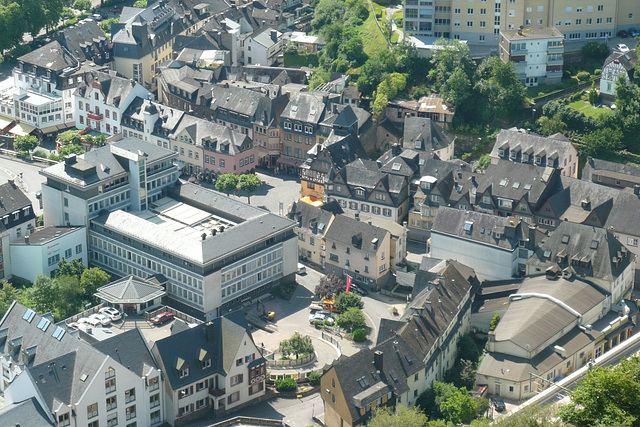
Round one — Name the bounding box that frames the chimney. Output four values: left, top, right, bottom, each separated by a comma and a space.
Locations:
634, 184, 640, 196
581, 199, 591, 210
201, 233, 207, 240
270, 30, 277, 44
527, 225, 537, 248
373, 350, 383, 372
391, 143, 402, 156
371, 238, 379, 250
355, 212, 360, 221
205, 321, 215, 341
147, 93, 152, 100
7, 178, 15, 187
64, 154, 77, 165
24, 235, 30, 244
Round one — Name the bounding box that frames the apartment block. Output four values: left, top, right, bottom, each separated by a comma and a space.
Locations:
499, 27, 564, 86
404, 0, 640, 49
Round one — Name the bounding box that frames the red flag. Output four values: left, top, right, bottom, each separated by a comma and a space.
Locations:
346, 274, 353, 293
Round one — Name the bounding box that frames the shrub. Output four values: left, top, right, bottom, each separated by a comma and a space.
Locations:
308, 371, 321, 386
352, 328, 367, 342
323, 319, 333, 326
33, 150, 48, 158
275, 377, 297, 392
571, 91, 582, 101
314, 320, 324, 329
594, 68, 602, 76
576, 71, 591, 82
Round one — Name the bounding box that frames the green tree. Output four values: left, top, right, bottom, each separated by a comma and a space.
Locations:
489, 313, 500, 331
536, 113, 566, 136
237, 173, 261, 204
309, 69, 331, 90
14, 135, 38, 153
441, 68, 472, 108
56, 258, 86, 279
279, 332, 314, 358
80, 268, 110, 300
275, 377, 297, 391
0, 3, 26, 51
583, 127, 623, 157
215, 173, 239, 196
99, 17, 119, 37
475, 56, 526, 118
133, 0, 147, 7
477, 154, 491, 170
21, 0, 48, 37
42, 0, 63, 33
428, 38, 474, 91
439, 388, 478, 424
57, 130, 80, 144
581, 41, 609, 61
54, 275, 84, 319
73, 0, 91, 11
58, 143, 84, 157
369, 406, 429, 427
336, 307, 366, 330
473, 404, 561, 426
560, 356, 640, 426
0, 281, 24, 319
334, 291, 363, 313
27, 275, 56, 314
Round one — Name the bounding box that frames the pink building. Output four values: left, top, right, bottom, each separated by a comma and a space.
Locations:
202, 128, 259, 178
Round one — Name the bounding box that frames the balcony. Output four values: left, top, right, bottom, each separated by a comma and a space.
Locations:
210, 387, 226, 397
87, 112, 103, 121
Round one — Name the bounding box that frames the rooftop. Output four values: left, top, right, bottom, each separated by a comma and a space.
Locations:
501, 26, 564, 41
12, 226, 83, 246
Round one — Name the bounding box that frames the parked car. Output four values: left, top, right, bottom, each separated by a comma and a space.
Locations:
309, 312, 335, 325
616, 44, 630, 53
151, 311, 174, 325
617, 30, 628, 38
297, 263, 307, 275
491, 397, 506, 412
78, 317, 101, 328
90, 313, 111, 326
629, 28, 640, 37
99, 307, 122, 322
350, 284, 368, 296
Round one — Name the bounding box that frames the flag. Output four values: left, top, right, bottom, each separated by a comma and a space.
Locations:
346, 274, 353, 293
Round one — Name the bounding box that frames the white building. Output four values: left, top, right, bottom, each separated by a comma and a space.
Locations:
0, 301, 165, 426
10, 226, 87, 282
430, 208, 537, 280
242, 28, 283, 66
151, 311, 266, 424
600, 50, 638, 99
74, 71, 152, 136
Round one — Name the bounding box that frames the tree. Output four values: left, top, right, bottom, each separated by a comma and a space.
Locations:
581, 41, 609, 61
314, 273, 344, 299
14, 135, 38, 153
477, 154, 491, 170
369, 406, 429, 427
56, 258, 86, 279
475, 56, 526, 118
27, 275, 56, 314
457, 334, 480, 363
560, 356, 640, 426
279, 332, 314, 358
275, 377, 297, 392
428, 38, 474, 91
0, 3, 26, 52
473, 404, 561, 426
133, 0, 147, 7
489, 313, 500, 331
582, 127, 623, 157
336, 307, 366, 330
58, 143, 84, 157
309, 69, 331, 90
0, 281, 24, 319
441, 68, 472, 108
334, 291, 363, 313
537, 113, 566, 136
439, 388, 478, 425
54, 275, 84, 319
80, 268, 110, 300
237, 174, 261, 204
73, 0, 92, 11
215, 174, 239, 196
99, 17, 119, 36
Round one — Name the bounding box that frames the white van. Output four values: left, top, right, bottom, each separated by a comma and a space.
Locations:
297, 263, 307, 275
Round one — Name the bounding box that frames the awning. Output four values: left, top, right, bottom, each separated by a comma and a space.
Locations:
41, 125, 59, 134
300, 196, 323, 207
9, 123, 35, 136
276, 157, 304, 167
0, 118, 12, 130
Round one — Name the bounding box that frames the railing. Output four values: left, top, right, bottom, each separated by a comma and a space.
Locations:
321, 331, 342, 354
145, 306, 204, 325
267, 353, 315, 368
210, 387, 226, 397
87, 112, 103, 121
64, 303, 107, 325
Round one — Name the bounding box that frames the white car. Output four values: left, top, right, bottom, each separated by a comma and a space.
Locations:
309, 312, 335, 325
616, 44, 630, 53
78, 317, 101, 328
90, 313, 112, 326
99, 307, 122, 322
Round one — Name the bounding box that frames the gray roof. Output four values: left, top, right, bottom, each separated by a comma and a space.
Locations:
606, 191, 640, 236
582, 157, 640, 185
18, 40, 77, 71
92, 328, 158, 377
501, 26, 564, 41
248, 27, 281, 48
490, 128, 576, 168
0, 181, 34, 216
526, 221, 633, 283
281, 92, 327, 124
0, 302, 108, 410
76, 71, 143, 108
432, 207, 534, 251
94, 275, 167, 304
152, 310, 254, 389
0, 396, 54, 426
603, 50, 638, 73
287, 201, 339, 236
324, 215, 389, 253
403, 117, 454, 153
494, 276, 606, 353
55, 19, 110, 64
12, 226, 83, 246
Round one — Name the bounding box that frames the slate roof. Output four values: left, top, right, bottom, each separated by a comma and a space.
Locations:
92, 328, 158, 377
477, 160, 557, 207
94, 275, 167, 304
55, 19, 110, 64
494, 276, 606, 353
602, 50, 638, 73
324, 215, 389, 253
432, 207, 536, 251
248, 27, 281, 48
12, 226, 82, 246
526, 221, 633, 283
287, 200, 339, 236
0, 396, 53, 426
0, 302, 108, 411
0, 181, 34, 216
402, 117, 454, 153
606, 191, 640, 237
582, 157, 640, 185
152, 310, 253, 390
490, 128, 576, 169
221, 65, 307, 85
541, 175, 618, 225
18, 41, 77, 71
75, 71, 143, 108
303, 131, 368, 176
281, 92, 327, 124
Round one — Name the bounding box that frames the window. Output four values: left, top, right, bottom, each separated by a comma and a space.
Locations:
107, 413, 118, 427
107, 396, 117, 411
231, 373, 243, 385
87, 403, 98, 419
228, 391, 240, 404
151, 410, 161, 425
627, 237, 638, 247
125, 388, 136, 403
126, 405, 136, 420
236, 358, 243, 366
105, 368, 116, 393
58, 413, 70, 427
76, 244, 82, 254
329, 253, 339, 262
597, 5, 603, 12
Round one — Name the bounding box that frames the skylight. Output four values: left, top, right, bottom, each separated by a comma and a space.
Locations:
543, 250, 552, 258
512, 182, 520, 189
463, 220, 474, 232
499, 178, 508, 187
404, 354, 413, 364
524, 184, 532, 190
590, 240, 599, 250
391, 163, 402, 171
52, 326, 66, 341
37, 317, 51, 332
389, 372, 398, 382
561, 235, 570, 244
22, 309, 36, 323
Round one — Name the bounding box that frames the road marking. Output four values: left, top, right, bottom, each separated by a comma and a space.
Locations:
0, 167, 28, 192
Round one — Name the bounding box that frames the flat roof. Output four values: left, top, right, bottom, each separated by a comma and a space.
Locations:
12, 226, 83, 246
501, 26, 564, 40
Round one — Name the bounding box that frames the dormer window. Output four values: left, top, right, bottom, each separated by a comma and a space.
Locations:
499, 149, 505, 157
510, 151, 517, 159
202, 359, 211, 369
547, 159, 554, 167
522, 154, 529, 162
535, 156, 542, 165
355, 189, 364, 197
179, 367, 189, 378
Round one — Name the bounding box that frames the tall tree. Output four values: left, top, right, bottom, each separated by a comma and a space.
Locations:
334, 291, 363, 313
441, 68, 472, 108
56, 258, 86, 279
54, 275, 84, 320
0, 3, 26, 52
215, 174, 239, 196
237, 174, 261, 204
428, 38, 474, 91
315, 273, 344, 299
80, 268, 110, 300
439, 388, 478, 425
14, 135, 38, 153
27, 275, 56, 314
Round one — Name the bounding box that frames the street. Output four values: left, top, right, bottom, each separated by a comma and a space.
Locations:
0, 157, 46, 215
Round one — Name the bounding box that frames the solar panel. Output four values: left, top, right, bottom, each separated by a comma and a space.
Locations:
22, 309, 36, 323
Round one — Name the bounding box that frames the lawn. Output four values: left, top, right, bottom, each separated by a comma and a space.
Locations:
359, 0, 389, 58
568, 100, 608, 118
526, 77, 580, 98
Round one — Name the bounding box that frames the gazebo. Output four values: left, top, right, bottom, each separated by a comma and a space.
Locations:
94, 275, 167, 315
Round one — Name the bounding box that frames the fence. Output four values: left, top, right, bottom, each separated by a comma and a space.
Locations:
145, 305, 204, 326
65, 303, 107, 325
321, 331, 342, 354
267, 352, 315, 368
